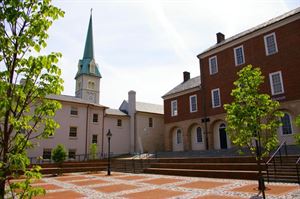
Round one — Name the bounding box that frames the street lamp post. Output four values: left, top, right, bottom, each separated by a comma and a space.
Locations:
106, 129, 112, 176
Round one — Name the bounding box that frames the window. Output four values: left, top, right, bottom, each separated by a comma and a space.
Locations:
92, 134, 98, 143
88, 81, 95, 89
149, 118, 153, 127
68, 149, 76, 159
234, 45, 245, 66
117, 119, 122, 127
176, 129, 182, 144
264, 32, 278, 55
171, 100, 178, 116
211, 88, 221, 108
281, 113, 293, 135
269, 71, 284, 95
209, 56, 218, 75
70, 107, 78, 116
196, 127, 203, 143
69, 127, 77, 137
189, 95, 197, 113
93, 113, 98, 123
43, 148, 52, 160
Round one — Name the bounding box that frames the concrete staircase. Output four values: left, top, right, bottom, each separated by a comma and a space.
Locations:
34, 160, 108, 174
266, 155, 300, 183
144, 156, 264, 180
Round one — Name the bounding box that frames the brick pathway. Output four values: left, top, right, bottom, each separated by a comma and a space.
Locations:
27, 172, 299, 199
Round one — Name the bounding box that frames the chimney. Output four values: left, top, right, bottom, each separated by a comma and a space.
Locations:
183, 71, 190, 82
216, 32, 225, 44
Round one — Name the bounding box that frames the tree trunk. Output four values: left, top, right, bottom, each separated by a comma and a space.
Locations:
0, 179, 6, 199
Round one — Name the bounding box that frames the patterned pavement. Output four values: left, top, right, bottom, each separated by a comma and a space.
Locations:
27, 171, 300, 199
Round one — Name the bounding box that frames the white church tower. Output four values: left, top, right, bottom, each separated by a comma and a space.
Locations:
75, 12, 101, 104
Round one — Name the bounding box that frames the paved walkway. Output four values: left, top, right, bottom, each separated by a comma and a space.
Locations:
27, 172, 299, 199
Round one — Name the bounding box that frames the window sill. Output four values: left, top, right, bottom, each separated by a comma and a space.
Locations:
69, 137, 78, 140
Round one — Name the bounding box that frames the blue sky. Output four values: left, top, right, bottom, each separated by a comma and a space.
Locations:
45, 0, 299, 109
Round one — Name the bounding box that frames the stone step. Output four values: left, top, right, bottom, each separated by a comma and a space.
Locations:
40, 166, 107, 174
144, 168, 260, 180
149, 163, 264, 171
153, 156, 258, 164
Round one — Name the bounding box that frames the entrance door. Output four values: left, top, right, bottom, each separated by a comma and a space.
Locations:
219, 123, 227, 149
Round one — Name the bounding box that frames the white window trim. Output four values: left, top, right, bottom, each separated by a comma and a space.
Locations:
189, 95, 198, 113
171, 100, 178, 116
233, 45, 245, 66
280, 112, 293, 136
264, 32, 278, 56
269, 71, 284, 95
211, 88, 221, 108
209, 56, 218, 75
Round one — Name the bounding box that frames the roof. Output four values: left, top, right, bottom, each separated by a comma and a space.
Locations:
75, 13, 101, 78
198, 7, 300, 57
105, 108, 128, 116
47, 94, 106, 108
136, 101, 164, 115
162, 76, 200, 98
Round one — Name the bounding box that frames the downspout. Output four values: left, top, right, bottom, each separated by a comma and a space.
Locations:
199, 57, 209, 150
85, 104, 90, 156
101, 108, 105, 157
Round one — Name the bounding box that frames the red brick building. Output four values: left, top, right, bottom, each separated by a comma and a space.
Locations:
163, 7, 300, 152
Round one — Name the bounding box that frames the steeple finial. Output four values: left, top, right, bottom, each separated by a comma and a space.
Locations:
83, 10, 94, 59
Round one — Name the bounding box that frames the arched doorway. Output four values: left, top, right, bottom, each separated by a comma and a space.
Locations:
172, 128, 184, 151
219, 123, 227, 149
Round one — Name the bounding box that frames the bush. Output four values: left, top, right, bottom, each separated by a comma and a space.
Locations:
51, 144, 67, 164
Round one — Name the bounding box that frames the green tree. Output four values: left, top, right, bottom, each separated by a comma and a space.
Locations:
0, 0, 64, 198
224, 65, 283, 156
224, 65, 283, 198
51, 144, 67, 164
89, 143, 98, 160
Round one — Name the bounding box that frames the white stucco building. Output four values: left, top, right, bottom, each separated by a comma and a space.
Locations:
27, 14, 164, 160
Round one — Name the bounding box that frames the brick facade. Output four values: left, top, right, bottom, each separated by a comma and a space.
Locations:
163, 8, 300, 152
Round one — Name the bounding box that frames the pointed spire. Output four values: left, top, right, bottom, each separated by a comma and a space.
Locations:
83, 9, 94, 59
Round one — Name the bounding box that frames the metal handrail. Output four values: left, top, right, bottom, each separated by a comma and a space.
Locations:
265, 140, 287, 183
296, 156, 300, 184
266, 141, 287, 165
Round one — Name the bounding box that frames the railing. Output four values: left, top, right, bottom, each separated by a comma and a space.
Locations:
29, 152, 114, 164
296, 156, 300, 184
266, 141, 287, 182
112, 152, 157, 173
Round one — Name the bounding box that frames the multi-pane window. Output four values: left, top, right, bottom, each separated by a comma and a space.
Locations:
209, 56, 218, 75
69, 127, 77, 137
176, 129, 182, 144
269, 71, 284, 95
281, 113, 293, 135
196, 127, 203, 143
234, 45, 245, 66
70, 107, 78, 116
93, 113, 98, 123
149, 118, 153, 128
92, 134, 98, 144
189, 95, 197, 113
68, 149, 76, 159
264, 32, 278, 55
171, 100, 178, 116
117, 119, 122, 127
211, 88, 221, 108
43, 148, 52, 159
